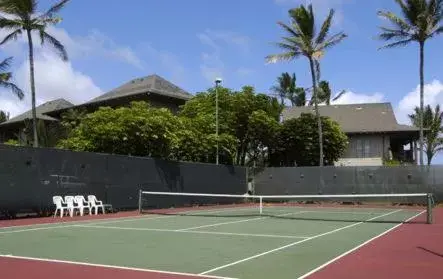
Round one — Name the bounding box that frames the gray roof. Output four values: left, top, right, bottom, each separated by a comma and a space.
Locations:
282, 102, 419, 133
0, 98, 74, 126
85, 74, 192, 105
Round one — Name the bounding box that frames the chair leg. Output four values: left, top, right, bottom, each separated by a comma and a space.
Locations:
60, 208, 64, 218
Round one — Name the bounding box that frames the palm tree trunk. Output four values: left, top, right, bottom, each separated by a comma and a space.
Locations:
309, 57, 323, 166
419, 41, 425, 166
27, 29, 38, 148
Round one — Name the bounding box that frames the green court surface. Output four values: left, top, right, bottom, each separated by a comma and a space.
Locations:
0, 206, 425, 279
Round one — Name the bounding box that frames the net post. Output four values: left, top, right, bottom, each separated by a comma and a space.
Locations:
426, 193, 433, 224
138, 189, 142, 214
259, 196, 263, 215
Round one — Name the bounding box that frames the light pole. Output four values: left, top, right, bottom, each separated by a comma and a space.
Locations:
215, 78, 222, 165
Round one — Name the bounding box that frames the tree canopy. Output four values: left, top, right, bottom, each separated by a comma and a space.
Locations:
270, 113, 348, 167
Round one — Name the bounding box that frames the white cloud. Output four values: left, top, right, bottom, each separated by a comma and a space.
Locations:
0, 27, 144, 69
197, 29, 251, 83
330, 91, 385, 105
0, 52, 102, 117
395, 80, 443, 124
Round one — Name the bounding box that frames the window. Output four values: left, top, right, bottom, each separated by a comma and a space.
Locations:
356, 139, 371, 158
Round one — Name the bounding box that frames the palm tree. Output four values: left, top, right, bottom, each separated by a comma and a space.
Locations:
271, 72, 294, 106
409, 104, 443, 165
271, 72, 306, 106
377, 0, 443, 165
0, 57, 24, 100
310, 80, 346, 105
0, 0, 70, 147
266, 4, 347, 166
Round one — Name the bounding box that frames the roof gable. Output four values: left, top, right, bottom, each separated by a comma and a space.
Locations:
0, 98, 74, 126
86, 74, 192, 105
282, 103, 419, 133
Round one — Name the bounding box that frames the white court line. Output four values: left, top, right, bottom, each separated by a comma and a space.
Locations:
0, 207, 257, 234
296, 210, 426, 279
199, 209, 403, 275
75, 224, 309, 239
176, 211, 308, 232
0, 254, 238, 279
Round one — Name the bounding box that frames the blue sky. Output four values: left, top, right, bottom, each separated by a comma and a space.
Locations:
0, 0, 442, 163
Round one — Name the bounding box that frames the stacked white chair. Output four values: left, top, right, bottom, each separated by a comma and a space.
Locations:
64, 196, 80, 217
74, 195, 91, 216
88, 195, 105, 215
52, 196, 69, 218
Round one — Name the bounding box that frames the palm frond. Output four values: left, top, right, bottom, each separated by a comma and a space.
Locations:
289, 4, 315, 42
0, 80, 24, 100
41, 31, 68, 61
276, 21, 300, 38
316, 8, 334, 45
377, 10, 413, 32
0, 57, 13, 71
332, 90, 347, 101
265, 52, 300, 64
317, 32, 347, 51
0, 17, 24, 30
0, 29, 22, 45
41, 0, 70, 19
378, 38, 414, 49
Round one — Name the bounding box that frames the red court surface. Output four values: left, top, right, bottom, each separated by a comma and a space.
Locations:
308, 207, 443, 279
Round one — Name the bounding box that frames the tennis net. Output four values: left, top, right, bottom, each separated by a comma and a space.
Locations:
138, 190, 434, 224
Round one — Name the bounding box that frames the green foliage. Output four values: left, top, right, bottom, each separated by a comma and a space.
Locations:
0, 57, 24, 100
58, 102, 179, 157
4, 139, 19, 146
409, 104, 443, 165
0, 110, 9, 123
180, 86, 282, 165
270, 113, 348, 167
384, 159, 401, 166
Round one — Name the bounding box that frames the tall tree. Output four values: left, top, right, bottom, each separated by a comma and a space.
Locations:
0, 57, 24, 100
266, 4, 347, 166
377, 0, 443, 165
409, 104, 443, 165
0, 0, 70, 147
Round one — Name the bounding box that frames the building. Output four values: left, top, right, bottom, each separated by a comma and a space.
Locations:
0, 74, 192, 146
282, 103, 420, 166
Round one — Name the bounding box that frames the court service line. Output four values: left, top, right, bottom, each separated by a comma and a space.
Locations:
175, 211, 308, 232
296, 210, 426, 279
0, 254, 238, 279
199, 209, 403, 275
0, 207, 257, 234
75, 224, 309, 239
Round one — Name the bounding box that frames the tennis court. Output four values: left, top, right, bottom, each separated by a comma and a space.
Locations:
0, 192, 436, 279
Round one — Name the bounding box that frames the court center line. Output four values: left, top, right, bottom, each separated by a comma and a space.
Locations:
296, 210, 426, 279
199, 209, 403, 275
0, 207, 258, 234
74, 224, 310, 239
175, 211, 309, 232
0, 254, 238, 279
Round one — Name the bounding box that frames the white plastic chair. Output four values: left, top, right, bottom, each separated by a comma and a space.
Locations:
53, 196, 69, 218
74, 195, 91, 216
64, 196, 80, 217
88, 195, 105, 215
